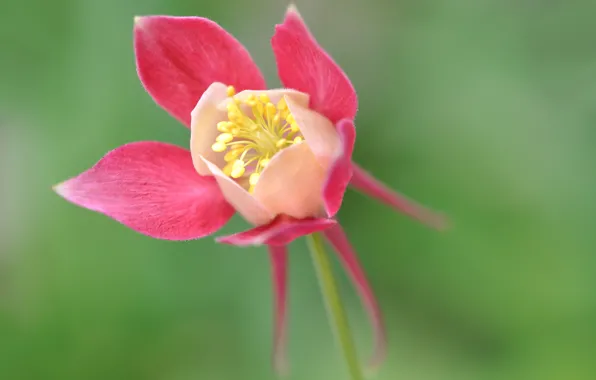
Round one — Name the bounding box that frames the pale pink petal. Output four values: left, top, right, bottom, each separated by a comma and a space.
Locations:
285, 95, 340, 168
253, 144, 325, 220
200, 157, 273, 226
190, 82, 229, 175
217, 215, 336, 246
323, 224, 386, 369
271, 6, 357, 124
323, 119, 356, 217
268, 244, 289, 376
134, 16, 266, 127
232, 88, 309, 108
54, 142, 235, 240
351, 163, 448, 230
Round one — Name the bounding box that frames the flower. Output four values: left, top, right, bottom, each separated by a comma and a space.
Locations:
54, 4, 445, 373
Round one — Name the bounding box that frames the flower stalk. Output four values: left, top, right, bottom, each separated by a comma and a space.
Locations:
307, 233, 364, 380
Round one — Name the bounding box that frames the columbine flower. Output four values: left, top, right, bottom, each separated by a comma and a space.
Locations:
54, 5, 444, 373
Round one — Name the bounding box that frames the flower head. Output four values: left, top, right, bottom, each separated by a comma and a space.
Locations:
55, 4, 446, 374
191, 84, 342, 225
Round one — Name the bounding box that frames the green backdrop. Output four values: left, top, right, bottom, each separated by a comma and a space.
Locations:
1, 0, 595, 379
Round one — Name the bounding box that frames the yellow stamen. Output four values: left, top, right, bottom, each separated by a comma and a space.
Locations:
228, 111, 240, 123
276, 138, 287, 148
223, 162, 234, 176
216, 133, 234, 143
256, 102, 264, 115
266, 103, 277, 118
217, 121, 231, 132
224, 148, 242, 162
212, 142, 226, 152
259, 94, 270, 103
210, 88, 306, 189
249, 172, 260, 186
231, 167, 245, 178
230, 160, 245, 178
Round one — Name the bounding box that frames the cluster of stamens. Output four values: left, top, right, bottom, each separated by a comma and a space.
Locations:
211, 86, 304, 192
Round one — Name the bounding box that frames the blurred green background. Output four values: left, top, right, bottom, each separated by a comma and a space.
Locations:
1, 0, 595, 379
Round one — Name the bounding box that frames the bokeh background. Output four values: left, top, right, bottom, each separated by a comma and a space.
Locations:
1, 0, 595, 379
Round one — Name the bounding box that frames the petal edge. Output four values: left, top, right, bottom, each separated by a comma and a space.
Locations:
271, 6, 357, 124
350, 162, 448, 230
323, 119, 356, 217
55, 142, 235, 240
217, 215, 336, 246
268, 245, 289, 375
323, 224, 386, 369
135, 16, 266, 127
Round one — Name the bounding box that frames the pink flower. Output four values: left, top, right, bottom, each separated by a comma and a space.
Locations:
54, 5, 445, 373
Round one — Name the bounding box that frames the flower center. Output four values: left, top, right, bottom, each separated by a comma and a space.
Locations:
211, 86, 304, 192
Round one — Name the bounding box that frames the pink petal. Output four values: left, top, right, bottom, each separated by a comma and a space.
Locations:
268, 244, 289, 375
350, 163, 448, 230
253, 144, 326, 220
323, 119, 356, 217
54, 142, 235, 240
134, 16, 266, 127
200, 156, 274, 226
217, 215, 336, 246
323, 224, 386, 369
271, 6, 357, 124
284, 95, 340, 168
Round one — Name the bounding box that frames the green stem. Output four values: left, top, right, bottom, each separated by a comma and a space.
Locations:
307, 233, 364, 380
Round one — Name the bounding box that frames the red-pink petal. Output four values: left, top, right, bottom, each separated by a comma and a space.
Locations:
134, 16, 266, 127
54, 142, 235, 240
217, 215, 336, 246
268, 244, 289, 375
323, 119, 356, 217
271, 6, 357, 124
350, 163, 448, 230
323, 224, 386, 369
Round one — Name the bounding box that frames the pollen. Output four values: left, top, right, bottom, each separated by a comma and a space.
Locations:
211, 89, 305, 192
276, 138, 287, 148
259, 94, 270, 103
217, 121, 231, 132
231, 161, 245, 178
216, 133, 234, 143
211, 142, 227, 152
249, 172, 260, 186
